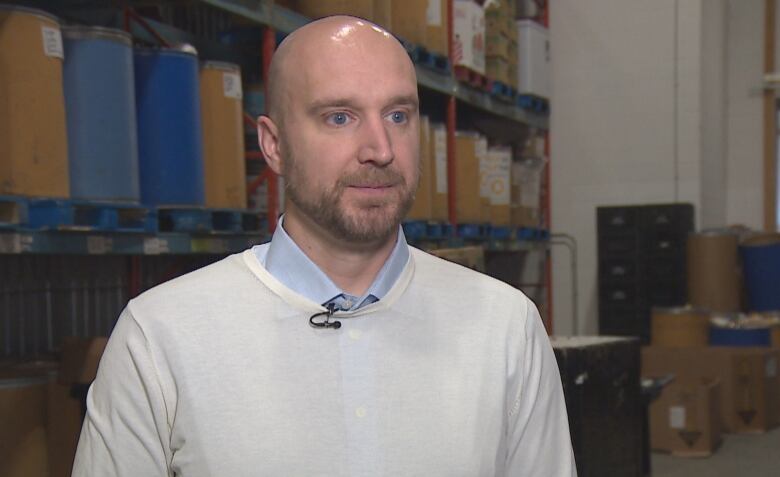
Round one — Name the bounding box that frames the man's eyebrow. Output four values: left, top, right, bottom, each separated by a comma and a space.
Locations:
306, 94, 419, 113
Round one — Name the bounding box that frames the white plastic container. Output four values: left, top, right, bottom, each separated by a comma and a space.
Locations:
516, 19, 550, 98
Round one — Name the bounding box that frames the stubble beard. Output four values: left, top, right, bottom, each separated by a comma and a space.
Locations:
284, 153, 418, 245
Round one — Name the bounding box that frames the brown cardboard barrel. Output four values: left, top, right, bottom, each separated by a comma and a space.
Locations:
651, 306, 710, 347
0, 376, 49, 477
687, 231, 741, 312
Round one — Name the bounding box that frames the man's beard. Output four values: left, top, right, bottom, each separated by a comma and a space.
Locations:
283, 154, 418, 244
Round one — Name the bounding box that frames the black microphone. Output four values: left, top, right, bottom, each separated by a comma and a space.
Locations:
309, 303, 342, 329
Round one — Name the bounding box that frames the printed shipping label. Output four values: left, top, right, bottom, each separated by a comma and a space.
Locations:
669, 406, 686, 430
767, 357, 777, 378
434, 127, 448, 194
223, 72, 243, 100
427, 0, 442, 26
41, 26, 64, 59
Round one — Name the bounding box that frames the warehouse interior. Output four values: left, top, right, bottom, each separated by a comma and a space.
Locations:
1, 0, 779, 476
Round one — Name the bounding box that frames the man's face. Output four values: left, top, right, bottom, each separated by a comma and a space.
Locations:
277, 26, 420, 244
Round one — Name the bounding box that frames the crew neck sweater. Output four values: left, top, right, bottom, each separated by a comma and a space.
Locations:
72, 247, 576, 476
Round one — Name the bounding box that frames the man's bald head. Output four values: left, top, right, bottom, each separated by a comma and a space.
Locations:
265, 15, 415, 124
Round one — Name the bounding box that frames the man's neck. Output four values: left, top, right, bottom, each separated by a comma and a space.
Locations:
281, 208, 398, 297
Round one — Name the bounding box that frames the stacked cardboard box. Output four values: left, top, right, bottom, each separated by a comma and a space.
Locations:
510, 158, 544, 228
407, 116, 433, 220
484, 0, 518, 88
642, 346, 780, 455
390, 0, 427, 46
295, 0, 391, 27
482, 147, 511, 226
425, 0, 449, 57
453, 0, 485, 74
430, 123, 449, 222
455, 132, 489, 223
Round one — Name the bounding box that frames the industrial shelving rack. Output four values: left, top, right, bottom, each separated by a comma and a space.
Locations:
0, 0, 553, 359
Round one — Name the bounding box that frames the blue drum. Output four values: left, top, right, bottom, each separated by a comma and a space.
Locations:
133, 45, 205, 206
740, 236, 780, 312
63, 26, 140, 202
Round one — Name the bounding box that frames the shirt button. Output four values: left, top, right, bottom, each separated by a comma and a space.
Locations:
343, 300, 354, 308
348, 329, 362, 340
355, 407, 367, 418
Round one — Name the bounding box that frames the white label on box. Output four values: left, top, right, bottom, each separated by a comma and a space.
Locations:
41, 26, 64, 59
767, 357, 777, 378
669, 406, 686, 430
434, 126, 448, 194
87, 236, 111, 255
0, 234, 22, 253
223, 72, 243, 100
483, 148, 511, 205
143, 238, 162, 255
427, 0, 442, 26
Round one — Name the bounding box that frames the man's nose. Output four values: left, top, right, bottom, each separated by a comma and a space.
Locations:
357, 115, 394, 166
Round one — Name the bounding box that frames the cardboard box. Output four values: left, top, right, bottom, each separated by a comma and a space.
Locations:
407, 116, 433, 220
482, 147, 511, 226
47, 379, 83, 477
372, 0, 392, 28
453, 0, 485, 74
390, 0, 427, 46
0, 374, 49, 477
59, 336, 108, 385
295, 0, 374, 21
649, 378, 722, 456
485, 33, 510, 59
642, 346, 780, 433
430, 123, 449, 222
511, 158, 544, 209
511, 205, 539, 228
486, 56, 510, 84
425, 0, 448, 56
455, 132, 483, 223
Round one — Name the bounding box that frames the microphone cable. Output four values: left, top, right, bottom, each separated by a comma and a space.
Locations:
309, 303, 341, 329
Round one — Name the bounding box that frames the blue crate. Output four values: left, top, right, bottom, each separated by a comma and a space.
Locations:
457, 223, 488, 239
114, 205, 157, 233
517, 94, 549, 113
427, 222, 454, 239
211, 209, 245, 233
489, 226, 513, 240
158, 207, 212, 233
403, 220, 428, 240
27, 199, 78, 230
489, 81, 515, 103
0, 195, 30, 228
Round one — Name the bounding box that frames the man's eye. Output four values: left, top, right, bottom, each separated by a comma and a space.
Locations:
388, 111, 407, 124
326, 112, 351, 126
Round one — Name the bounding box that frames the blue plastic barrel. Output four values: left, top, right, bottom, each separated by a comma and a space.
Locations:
740, 237, 780, 311
63, 27, 140, 202
133, 46, 205, 206
709, 326, 771, 347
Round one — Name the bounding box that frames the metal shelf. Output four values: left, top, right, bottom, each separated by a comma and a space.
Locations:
198, 0, 549, 129
0, 230, 265, 255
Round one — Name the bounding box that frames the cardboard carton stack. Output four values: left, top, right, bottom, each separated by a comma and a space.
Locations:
482, 147, 512, 226
408, 119, 448, 223
454, 132, 490, 223
484, 0, 518, 88
453, 0, 485, 74
425, 0, 449, 57
1, 337, 107, 477
510, 157, 544, 228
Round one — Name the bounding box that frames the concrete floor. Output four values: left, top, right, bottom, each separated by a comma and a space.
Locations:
651, 426, 780, 477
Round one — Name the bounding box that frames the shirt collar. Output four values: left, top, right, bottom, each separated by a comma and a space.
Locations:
262, 215, 409, 308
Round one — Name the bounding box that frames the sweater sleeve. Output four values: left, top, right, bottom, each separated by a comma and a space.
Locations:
72, 306, 173, 476
505, 298, 577, 477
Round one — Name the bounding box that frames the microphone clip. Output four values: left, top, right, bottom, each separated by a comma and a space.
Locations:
309, 303, 342, 329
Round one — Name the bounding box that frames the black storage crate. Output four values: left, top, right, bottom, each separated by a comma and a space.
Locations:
597, 204, 694, 343
551, 336, 644, 477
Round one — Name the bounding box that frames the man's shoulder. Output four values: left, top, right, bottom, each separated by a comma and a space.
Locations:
409, 246, 523, 298
130, 251, 261, 311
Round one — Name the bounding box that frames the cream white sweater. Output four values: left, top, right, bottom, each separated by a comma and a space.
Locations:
72, 248, 576, 476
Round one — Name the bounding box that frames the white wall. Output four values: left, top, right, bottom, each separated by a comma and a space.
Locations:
549, 0, 766, 335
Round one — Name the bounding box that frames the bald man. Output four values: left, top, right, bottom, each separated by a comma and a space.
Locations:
72, 16, 576, 477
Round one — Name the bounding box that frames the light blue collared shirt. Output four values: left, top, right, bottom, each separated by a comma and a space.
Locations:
252, 216, 409, 311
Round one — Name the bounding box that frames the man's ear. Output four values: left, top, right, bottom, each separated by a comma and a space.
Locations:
257, 115, 284, 176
